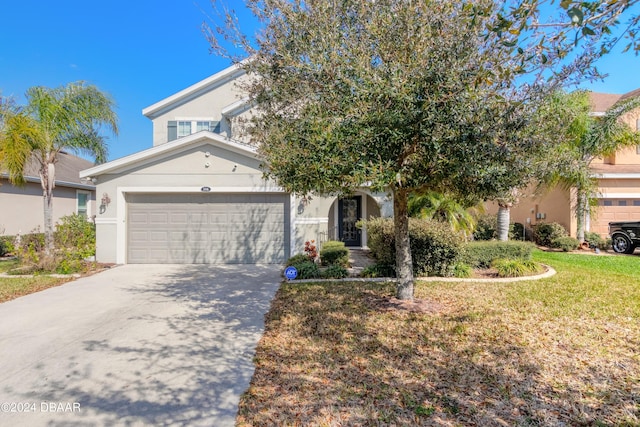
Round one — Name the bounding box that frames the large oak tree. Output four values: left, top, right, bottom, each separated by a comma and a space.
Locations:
207, 0, 637, 299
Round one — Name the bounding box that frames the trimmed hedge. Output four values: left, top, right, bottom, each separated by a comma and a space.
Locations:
320, 241, 349, 267
365, 217, 464, 277
533, 222, 568, 247
551, 236, 580, 252
461, 241, 535, 269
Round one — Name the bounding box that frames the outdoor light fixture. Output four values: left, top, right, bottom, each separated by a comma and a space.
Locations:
99, 193, 111, 214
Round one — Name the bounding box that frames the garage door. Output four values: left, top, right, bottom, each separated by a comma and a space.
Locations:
126, 193, 289, 264
591, 199, 640, 236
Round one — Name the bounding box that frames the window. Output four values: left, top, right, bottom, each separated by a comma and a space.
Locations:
196, 121, 211, 132
168, 120, 220, 141
634, 200, 640, 206
77, 191, 90, 218
177, 121, 192, 138
618, 200, 627, 206
603, 200, 613, 206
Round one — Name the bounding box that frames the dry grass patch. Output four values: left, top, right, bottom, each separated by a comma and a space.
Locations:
238, 251, 639, 426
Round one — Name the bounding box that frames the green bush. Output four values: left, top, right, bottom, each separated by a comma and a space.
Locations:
491, 258, 541, 277
584, 232, 607, 250
551, 236, 580, 252
452, 262, 472, 278
472, 214, 497, 241
533, 222, 568, 247
286, 253, 312, 267
55, 214, 96, 258
461, 241, 534, 268
322, 264, 349, 279
361, 263, 396, 278
365, 217, 464, 277
0, 236, 15, 257
320, 241, 349, 267
296, 261, 321, 279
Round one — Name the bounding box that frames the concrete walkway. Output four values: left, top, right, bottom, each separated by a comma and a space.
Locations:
0, 264, 281, 427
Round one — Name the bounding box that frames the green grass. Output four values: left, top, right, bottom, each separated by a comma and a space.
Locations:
238, 250, 640, 426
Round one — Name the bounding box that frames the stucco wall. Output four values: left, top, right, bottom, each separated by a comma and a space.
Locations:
151, 74, 251, 146
0, 180, 95, 236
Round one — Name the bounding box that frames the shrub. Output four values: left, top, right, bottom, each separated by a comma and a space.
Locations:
286, 253, 312, 267
551, 236, 580, 252
55, 214, 96, 258
452, 262, 472, 278
361, 263, 396, 278
322, 264, 349, 279
0, 236, 15, 257
491, 258, 541, 277
365, 217, 464, 277
584, 232, 607, 250
295, 261, 321, 280
461, 241, 534, 268
320, 241, 349, 267
473, 214, 497, 241
533, 222, 568, 247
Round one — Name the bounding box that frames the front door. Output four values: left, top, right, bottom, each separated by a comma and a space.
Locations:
338, 197, 362, 247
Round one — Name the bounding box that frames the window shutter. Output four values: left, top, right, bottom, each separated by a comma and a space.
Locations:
167, 121, 177, 141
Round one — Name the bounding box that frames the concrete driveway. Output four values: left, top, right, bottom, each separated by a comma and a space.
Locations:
0, 264, 282, 427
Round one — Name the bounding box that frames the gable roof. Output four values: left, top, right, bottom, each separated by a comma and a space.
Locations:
589, 87, 640, 114
80, 131, 259, 178
142, 62, 247, 119
1, 151, 95, 189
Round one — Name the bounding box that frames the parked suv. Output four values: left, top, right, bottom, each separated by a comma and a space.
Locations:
609, 221, 640, 254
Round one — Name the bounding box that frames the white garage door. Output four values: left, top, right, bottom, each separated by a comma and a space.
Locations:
126, 193, 289, 264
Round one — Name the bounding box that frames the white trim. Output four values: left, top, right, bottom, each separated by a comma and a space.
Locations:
598, 192, 640, 199
594, 173, 640, 179
80, 132, 258, 178
142, 63, 247, 118
95, 217, 117, 225
290, 194, 297, 257
221, 97, 253, 117
294, 217, 329, 224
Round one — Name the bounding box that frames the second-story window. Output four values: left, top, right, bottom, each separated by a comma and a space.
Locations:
168, 120, 221, 142
177, 121, 192, 138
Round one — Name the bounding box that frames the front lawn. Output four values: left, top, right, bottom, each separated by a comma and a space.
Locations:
238, 250, 640, 426
0, 259, 71, 303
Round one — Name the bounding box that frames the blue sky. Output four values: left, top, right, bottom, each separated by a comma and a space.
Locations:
1, 1, 639, 162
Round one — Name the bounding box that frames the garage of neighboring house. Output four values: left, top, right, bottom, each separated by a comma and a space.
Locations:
126, 192, 289, 264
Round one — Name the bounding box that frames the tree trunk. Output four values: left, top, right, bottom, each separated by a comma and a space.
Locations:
576, 185, 586, 242
40, 161, 56, 255
497, 203, 511, 241
394, 188, 414, 301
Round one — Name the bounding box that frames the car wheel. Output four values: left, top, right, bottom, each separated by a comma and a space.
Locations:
612, 234, 635, 254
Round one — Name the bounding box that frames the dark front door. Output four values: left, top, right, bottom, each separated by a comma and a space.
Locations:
339, 197, 362, 247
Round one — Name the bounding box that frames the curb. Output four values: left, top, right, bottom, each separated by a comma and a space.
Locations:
285, 264, 556, 284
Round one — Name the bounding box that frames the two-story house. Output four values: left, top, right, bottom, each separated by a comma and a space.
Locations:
81, 63, 391, 264
490, 89, 640, 237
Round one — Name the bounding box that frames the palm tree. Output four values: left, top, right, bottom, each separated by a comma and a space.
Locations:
555, 91, 640, 242
408, 191, 481, 238
0, 82, 118, 254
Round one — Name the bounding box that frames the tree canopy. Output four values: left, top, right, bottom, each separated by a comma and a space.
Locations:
206, 0, 639, 299
0, 82, 118, 253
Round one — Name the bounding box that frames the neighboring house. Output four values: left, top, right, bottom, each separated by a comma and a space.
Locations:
0, 152, 96, 236
488, 89, 640, 238
81, 64, 391, 264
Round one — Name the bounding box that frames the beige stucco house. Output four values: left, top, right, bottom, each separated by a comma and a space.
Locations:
488, 89, 640, 237
81, 63, 391, 264
0, 152, 96, 236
